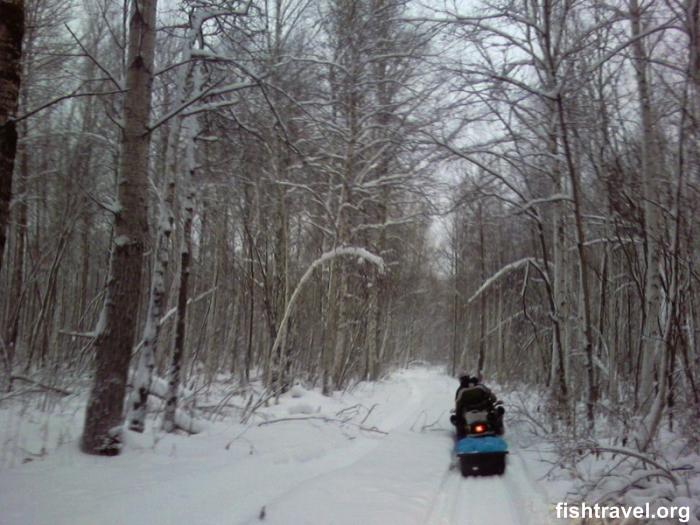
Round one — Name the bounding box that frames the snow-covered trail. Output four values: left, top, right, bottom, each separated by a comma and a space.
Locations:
0, 367, 557, 525
425, 443, 556, 525
241, 369, 556, 525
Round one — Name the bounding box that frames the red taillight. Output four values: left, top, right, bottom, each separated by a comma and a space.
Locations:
474, 424, 486, 434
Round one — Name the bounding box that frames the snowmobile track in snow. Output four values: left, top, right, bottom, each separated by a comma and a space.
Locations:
424, 458, 528, 525
423, 465, 463, 525
0, 367, 559, 525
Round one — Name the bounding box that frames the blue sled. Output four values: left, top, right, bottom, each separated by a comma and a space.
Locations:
455, 435, 508, 455
454, 436, 508, 476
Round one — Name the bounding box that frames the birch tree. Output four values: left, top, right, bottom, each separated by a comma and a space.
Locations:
82, 0, 158, 455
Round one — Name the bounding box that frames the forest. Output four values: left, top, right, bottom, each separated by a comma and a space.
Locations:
0, 0, 699, 522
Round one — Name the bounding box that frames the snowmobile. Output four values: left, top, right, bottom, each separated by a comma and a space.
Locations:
451, 402, 507, 476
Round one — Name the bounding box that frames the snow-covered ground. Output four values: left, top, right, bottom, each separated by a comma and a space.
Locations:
1, 367, 564, 524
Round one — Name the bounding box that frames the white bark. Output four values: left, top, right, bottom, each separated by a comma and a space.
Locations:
162, 61, 201, 433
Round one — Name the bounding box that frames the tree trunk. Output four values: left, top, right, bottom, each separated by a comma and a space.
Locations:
162, 61, 201, 433
477, 202, 486, 378
3, 124, 26, 385
128, 183, 174, 432
0, 0, 23, 277
555, 93, 597, 430
81, 0, 157, 455
629, 0, 666, 417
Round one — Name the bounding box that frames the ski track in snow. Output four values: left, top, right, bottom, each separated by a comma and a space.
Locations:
0, 368, 558, 525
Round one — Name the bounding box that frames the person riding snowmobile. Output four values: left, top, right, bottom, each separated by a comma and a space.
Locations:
450, 374, 504, 438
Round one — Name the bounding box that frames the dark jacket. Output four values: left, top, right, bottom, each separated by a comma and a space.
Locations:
455, 383, 497, 413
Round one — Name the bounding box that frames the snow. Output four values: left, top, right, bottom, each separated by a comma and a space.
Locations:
113, 235, 131, 247
287, 403, 316, 415
0, 367, 595, 524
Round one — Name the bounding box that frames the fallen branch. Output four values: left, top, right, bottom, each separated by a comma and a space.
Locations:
197, 402, 246, 412
334, 402, 378, 426
258, 416, 388, 435
335, 403, 363, 418
0, 386, 45, 402
360, 403, 379, 425
576, 444, 679, 486
10, 375, 73, 396
421, 411, 445, 432
410, 410, 427, 432
241, 388, 280, 424
197, 388, 247, 421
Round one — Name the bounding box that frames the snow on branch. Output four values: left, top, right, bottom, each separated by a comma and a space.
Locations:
305, 247, 385, 277
575, 444, 680, 486
514, 194, 572, 215
595, 470, 679, 506
148, 80, 257, 131
466, 258, 547, 305
158, 286, 217, 327
268, 247, 384, 382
